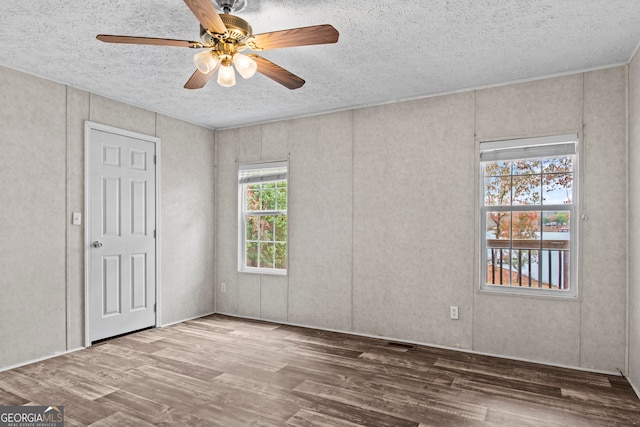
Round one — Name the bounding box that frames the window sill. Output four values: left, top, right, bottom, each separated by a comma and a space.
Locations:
239, 268, 288, 276
478, 287, 579, 301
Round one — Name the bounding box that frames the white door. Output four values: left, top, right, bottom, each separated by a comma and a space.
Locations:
86, 123, 158, 342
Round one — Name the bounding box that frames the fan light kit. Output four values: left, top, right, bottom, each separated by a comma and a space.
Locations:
97, 0, 339, 90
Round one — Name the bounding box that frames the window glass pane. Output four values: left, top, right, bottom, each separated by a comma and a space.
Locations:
510, 249, 544, 288
510, 211, 541, 288
540, 249, 570, 290
542, 211, 571, 234
512, 175, 541, 205
246, 185, 261, 211
484, 160, 511, 176
276, 184, 287, 210
259, 243, 275, 269
540, 211, 570, 290
484, 176, 511, 206
543, 173, 573, 205
542, 156, 573, 174
486, 212, 511, 240
246, 215, 259, 240
512, 159, 541, 175
486, 211, 511, 286
261, 184, 276, 210
275, 214, 287, 241
275, 243, 287, 269
245, 242, 258, 267
486, 248, 511, 286
509, 250, 524, 286
259, 216, 274, 241
519, 249, 540, 288
512, 211, 541, 240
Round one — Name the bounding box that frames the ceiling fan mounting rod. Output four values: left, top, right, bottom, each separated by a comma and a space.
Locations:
214, 0, 247, 14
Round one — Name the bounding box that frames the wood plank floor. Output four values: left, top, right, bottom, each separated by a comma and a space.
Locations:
1, 314, 639, 426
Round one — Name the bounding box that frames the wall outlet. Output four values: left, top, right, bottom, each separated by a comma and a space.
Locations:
221, 282, 227, 293
71, 212, 82, 225
450, 305, 459, 320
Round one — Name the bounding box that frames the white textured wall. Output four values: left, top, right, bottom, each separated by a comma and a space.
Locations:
580, 68, 628, 370
0, 65, 216, 370
157, 115, 216, 325
66, 87, 90, 351
216, 67, 630, 372
287, 114, 353, 330
0, 67, 67, 368
629, 49, 640, 394
353, 93, 475, 348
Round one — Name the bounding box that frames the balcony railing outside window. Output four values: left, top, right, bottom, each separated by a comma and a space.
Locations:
486, 239, 569, 290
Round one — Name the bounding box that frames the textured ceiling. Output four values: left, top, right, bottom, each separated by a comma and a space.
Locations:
1, 1, 640, 129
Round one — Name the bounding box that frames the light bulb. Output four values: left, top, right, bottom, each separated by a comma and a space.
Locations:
217, 64, 236, 87
233, 53, 257, 79
193, 50, 219, 74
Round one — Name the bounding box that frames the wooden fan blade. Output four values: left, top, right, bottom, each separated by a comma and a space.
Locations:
97, 34, 203, 48
184, 66, 218, 89
249, 55, 305, 90
183, 0, 227, 34
249, 24, 339, 51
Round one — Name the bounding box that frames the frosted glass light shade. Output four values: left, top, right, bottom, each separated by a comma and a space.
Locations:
193, 50, 219, 74
217, 64, 236, 87
233, 53, 257, 79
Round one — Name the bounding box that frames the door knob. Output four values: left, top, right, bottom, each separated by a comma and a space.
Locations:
93, 241, 103, 248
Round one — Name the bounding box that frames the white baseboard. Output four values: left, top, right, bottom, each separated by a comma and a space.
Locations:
214, 311, 622, 377
159, 311, 216, 328
0, 347, 84, 373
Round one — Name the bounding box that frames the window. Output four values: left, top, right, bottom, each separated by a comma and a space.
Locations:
480, 135, 577, 296
238, 161, 288, 274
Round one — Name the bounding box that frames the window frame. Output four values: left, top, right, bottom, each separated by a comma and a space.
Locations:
479, 134, 579, 298
238, 160, 288, 275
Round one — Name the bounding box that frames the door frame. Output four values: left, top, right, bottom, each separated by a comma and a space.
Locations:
84, 121, 161, 347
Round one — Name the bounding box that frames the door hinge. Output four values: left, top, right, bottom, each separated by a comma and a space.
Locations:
153, 229, 156, 238
154, 303, 156, 313
153, 155, 157, 164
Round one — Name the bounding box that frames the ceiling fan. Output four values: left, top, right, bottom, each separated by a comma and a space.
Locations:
96, 0, 339, 90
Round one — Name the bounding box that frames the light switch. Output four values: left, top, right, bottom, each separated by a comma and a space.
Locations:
72, 212, 82, 226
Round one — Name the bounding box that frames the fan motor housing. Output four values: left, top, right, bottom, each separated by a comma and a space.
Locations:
200, 14, 253, 45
